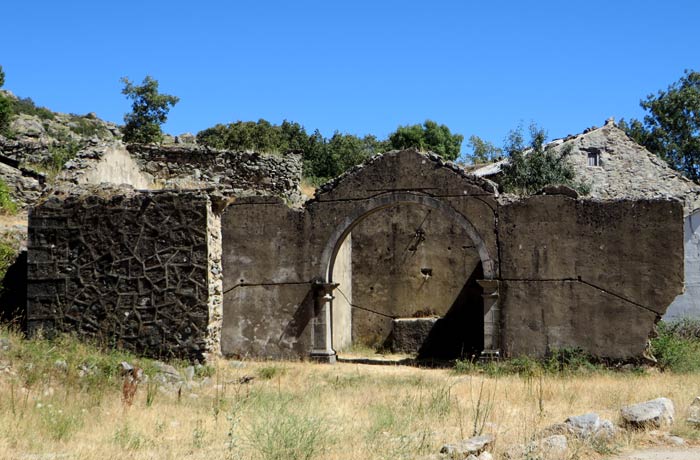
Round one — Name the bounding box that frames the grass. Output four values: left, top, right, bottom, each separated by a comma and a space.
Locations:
0, 327, 699, 459
0, 180, 17, 215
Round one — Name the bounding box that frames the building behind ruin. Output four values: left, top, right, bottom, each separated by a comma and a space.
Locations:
26, 143, 685, 361
473, 119, 700, 321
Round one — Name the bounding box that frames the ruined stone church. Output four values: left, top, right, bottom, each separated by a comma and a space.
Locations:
24, 120, 694, 362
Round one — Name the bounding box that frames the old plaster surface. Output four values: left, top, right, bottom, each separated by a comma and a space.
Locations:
221, 149, 684, 361
221, 150, 500, 359
473, 120, 700, 321
349, 204, 483, 350
499, 195, 682, 358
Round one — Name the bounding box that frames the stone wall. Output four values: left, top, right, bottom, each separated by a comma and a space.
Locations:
498, 195, 684, 358
221, 150, 501, 360
0, 137, 46, 209
220, 196, 312, 359
126, 144, 303, 202
349, 204, 483, 349
221, 150, 684, 361
27, 188, 212, 360
552, 121, 700, 213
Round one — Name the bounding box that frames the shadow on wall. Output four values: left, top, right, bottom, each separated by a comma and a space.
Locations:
417, 263, 484, 360
0, 251, 27, 331
281, 289, 316, 347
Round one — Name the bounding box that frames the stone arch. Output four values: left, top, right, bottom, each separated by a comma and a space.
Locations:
320, 191, 496, 282
311, 191, 499, 362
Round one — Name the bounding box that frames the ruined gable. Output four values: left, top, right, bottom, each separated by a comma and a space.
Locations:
551, 120, 700, 213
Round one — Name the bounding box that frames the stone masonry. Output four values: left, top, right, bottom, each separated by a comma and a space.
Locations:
27, 187, 212, 360
221, 149, 684, 361
25, 147, 686, 362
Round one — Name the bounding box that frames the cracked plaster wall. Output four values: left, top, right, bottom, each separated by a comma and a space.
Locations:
220, 150, 684, 361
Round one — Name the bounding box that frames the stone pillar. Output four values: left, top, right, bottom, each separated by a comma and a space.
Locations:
310, 280, 339, 363
478, 279, 500, 360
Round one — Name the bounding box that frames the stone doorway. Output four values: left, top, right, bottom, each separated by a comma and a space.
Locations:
314, 193, 498, 362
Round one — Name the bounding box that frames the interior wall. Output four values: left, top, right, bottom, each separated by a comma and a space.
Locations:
332, 234, 352, 351
78, 144, 153, 189
349, 204, 482, 348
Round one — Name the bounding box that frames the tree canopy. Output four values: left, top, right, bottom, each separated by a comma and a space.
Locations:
499, 125, 588, 196
465, 135, 502, 164
196, 118, 464, 182
387, 120, 463, 160
620, 69, 700, 181
121, 76, 179, 144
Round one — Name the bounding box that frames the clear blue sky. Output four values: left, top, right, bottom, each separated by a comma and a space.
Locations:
1, 1, 698, 152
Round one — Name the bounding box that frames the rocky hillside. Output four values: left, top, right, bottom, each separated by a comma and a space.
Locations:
0, 90, 121, 163
0, 90, 126, 209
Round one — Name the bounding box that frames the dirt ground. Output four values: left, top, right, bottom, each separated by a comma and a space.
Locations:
612, 448, 700, 460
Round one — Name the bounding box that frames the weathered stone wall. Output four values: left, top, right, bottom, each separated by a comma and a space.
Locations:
498, 195, 684, 358
220, 196, 312, 359
67, 143, 153, 189
221, 150, 500, 359
27, 188, 211, 360
473, 121, 700, 323
221, 150, 684, 361
349, 204, 482, 348
552, 121, 700, 213
126, 144, 303, 202
0, 137, 46, 209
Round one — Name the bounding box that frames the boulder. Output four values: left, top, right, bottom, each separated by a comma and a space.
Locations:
687, 397, 700, 426
620, 397, 674, 429
504, 435, 568, 460
564, 412, 616, 439
540, 434, 568, 453
440, 434, 494, 457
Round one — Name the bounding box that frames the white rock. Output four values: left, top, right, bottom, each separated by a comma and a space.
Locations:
440, 434, 494, 457
620, 397, 674, 429
687, 396, 700, 425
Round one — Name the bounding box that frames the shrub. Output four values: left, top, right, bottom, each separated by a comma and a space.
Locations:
10, 96, 54, 120
258, 365, 286, 380
0, 94, 11, 135
0, 179, 17, 215
246, 400, 328, 460
500, 124, 590, 195
651, 320, 700, 372
68, 116, 110, 139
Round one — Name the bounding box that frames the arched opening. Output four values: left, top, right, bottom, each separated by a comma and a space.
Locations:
318, 192, 496, 361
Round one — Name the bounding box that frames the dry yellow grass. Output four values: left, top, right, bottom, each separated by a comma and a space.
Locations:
0, 356, 699, 460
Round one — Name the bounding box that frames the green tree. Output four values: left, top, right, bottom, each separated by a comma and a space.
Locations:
619, 69, 700, 181
387, 120, 463, 160
0, 65, 11, 135
121, 76, 179, 144
500, 124, 588, 195
465, 135, 502, 164
301, 131, 380, 182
